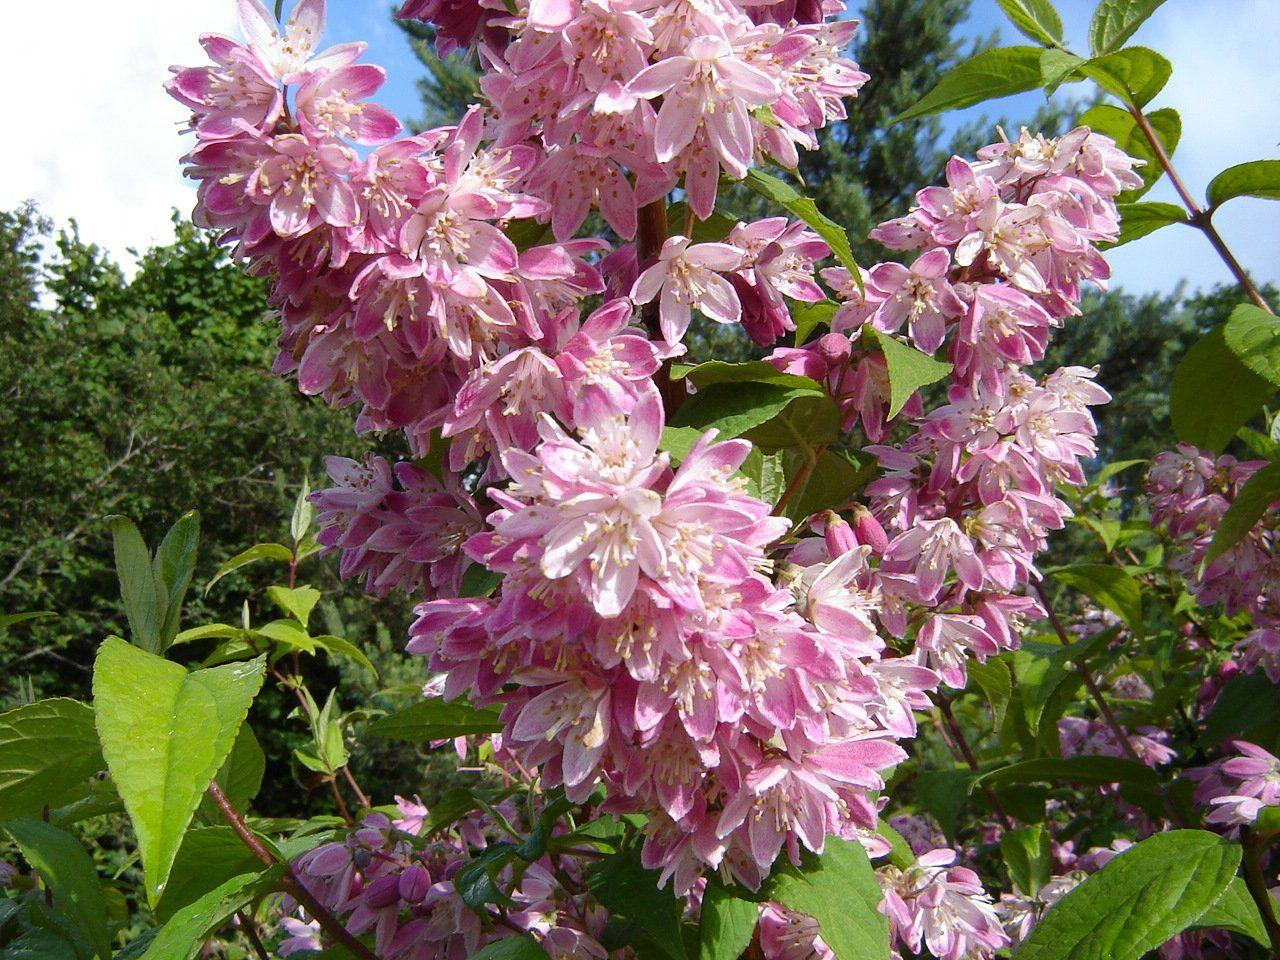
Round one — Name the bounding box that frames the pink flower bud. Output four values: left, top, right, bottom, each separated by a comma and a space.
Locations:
364, 874, 402, 909
817, 332, 852, 365
398, 865, 432, 903
822, 511, 857, 557
850, 505, 888, 553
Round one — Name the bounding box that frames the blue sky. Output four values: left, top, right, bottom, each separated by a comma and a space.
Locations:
5, 0, 1275, 298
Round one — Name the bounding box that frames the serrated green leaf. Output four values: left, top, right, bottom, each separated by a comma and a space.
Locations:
791, 300, 838, 345
204, 543, 293, 594
893, 46, 1046, 124
365, 698, 504, 742
1002, 825, 1052, 897
1089, 0, 1168, 55
766, 838, 888, 960
588, 849, 689, 960
153, 512, 199, 650
785, 449, 875, 521
740, 447, 788, 505
139, 868, 280, 960
1207, 159, 1280, 208
1077, 47, 1171, 108
1204, 462, 1280, 565
1012, 830, 1239, 960
699, 880, 759, 960
255, 618, 316, 654
197, 723, 265, 823
0, 698, 104, 822
977, 755, 1160, 790
92, 637, 266, 907
5, 818, 111, 960
1194, 877, 1270, 945
996, 0, 1063, 46
1077, 104, 1181, 202
967, 658, 1013, 729
266, 585, 321, 627
864, 328, 952, 419
672, 382, 818, 439
1223, 302, 1280, 387
153, 827, 260, 923
1040, 48, 1085, 93
1050, 564, 1143, 633
109, 516, 167, 654
1108, 201, 1186, 247
1172, 325, 1276, 451
744, 394, 843, 453
742, 169, 860, 278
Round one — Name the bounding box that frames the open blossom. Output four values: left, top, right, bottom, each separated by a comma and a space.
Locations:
631, 236, 746, 345
1190, 741, 1280, 830
882, 849, 1008, 960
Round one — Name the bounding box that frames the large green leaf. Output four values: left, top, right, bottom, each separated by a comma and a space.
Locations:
92, 637, 265, 907
995, 0, 1063, 46
1077, 104, 1180, 202
365, 698, 504, 742
1050, 564, 1143, 633
1002, 825, 1052, 897
1223, 303, 1280, 387
976, 755, 1160, 791
1171, 325, 1276, 451
1088, 0, 1168, 55
1108, 201, 1186, 247
744, 395, 843, 453
893, 46, 1046, 124
470, 936, 553, 960
0, 698, 104, 822
785, 449, 876, 521
1204, 463, 1280, 565
138, 868, 280, 960
1208, 159, 1280, 208
672, 382, 822, 440
204, 543, 293, 594
699, 880, 759, 960
743, 169, 860, 277
5, 818, 111, 960
1012, 830, 1240, 960
1199, 658, 1280, 746
766, 838, 888, 960
588, 849, 689, 960
196, 722, 265, 823
864, 328, 953, 419
1077, 47, 1171, 108
154, 827, 261, 923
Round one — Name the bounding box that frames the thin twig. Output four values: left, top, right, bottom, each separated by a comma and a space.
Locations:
1240, 827, 1280, 958
206, 780, 380, 960
237, 910, 271, 960
937, 698, 1013, 829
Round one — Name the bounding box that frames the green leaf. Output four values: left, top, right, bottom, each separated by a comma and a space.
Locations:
1040, 49, 1085, 93
204, 543, 293, 594
743, 394, 843, 453
977, 755, 1160, 791
1012, 830, 1239, 960
470, 936, 552, 960
1172, 325, 1277, 451
742, 168, 860, 278
1077, 47, 1171, 107
0, 611, 54, 631
1002, 825, 1052, 896
312, 634, 378, 676
893, 46, 1046, 124
109, 516, 168, 654
740, 447, 788, 505
139, 868, 280, 960
699, 879, 759, 960
153, 827, 260, 923
92, 637, 266, 907
291, 478, 313, 543
153, 511, 200, 649
996, 0, 1063, 46
1199, 664, 1280, 746
785, 449, 875, 521
1109, 201, 1187, 246
967, 658, 1013, 729
197, 723, 265, 822
1089, 0, 1168, 55
672, 382, 822, 440
460, 563, 504, 598
5, 818, 111, 960
914, 768, 975, 840
791, 300, 838, 345
1204, 463, 1280, 565
365, 698, 504, 742
504, 218, 553, 251
1093, 458, 1148, 486
255, 618, 316, 654
1208, 159, 1280, 208
266, 585, 321, 627
1194, 877, 1270, 946
864, 328, 952, 419
766, 838, 888, 960
672, 360, 825, 394
666, 202, 738, 244
588, 848, 689, 960
0, 698, 104, 822
1050, 563, 1143, 633
1077, 104, 1181, 202
1223, 302, 1280, 387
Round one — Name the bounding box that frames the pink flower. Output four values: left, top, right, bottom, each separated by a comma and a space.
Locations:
246, 132, 359, 237
1191, 741, 1280, 831
236, 0, 363, 83
861, 247, 964, 353
631, 236, 746, 345
882, 849, 1009, 960
295, 64, 403, 144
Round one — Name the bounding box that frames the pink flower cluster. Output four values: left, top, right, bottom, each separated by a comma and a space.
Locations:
881, 849, 1007, 960
410, 389, 917, 891
1190, 740, 1280, 831
283, 797, 615, 960
769, 126, 1131, 691
1146, 444, 1280, 681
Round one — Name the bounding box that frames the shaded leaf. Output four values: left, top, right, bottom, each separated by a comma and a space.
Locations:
366, 698, 504, 742
1204, 463, 1280, 565
864, 328, 952, 419
1050, 564, 1143, 633
766, 838, 889, 960
743, 169, 861, 279
0, 698, 104, 822
588, 849, 689, 960
1171, 325, 1276, 451
204, 543, 293, 594
5, 818, 111, 960
698, 880, 759, 960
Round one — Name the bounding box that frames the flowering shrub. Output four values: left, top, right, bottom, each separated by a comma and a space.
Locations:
2, 0, 1279, 958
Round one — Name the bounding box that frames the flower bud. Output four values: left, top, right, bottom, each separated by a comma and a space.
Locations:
398, 865, 432, 903
822, 511, 857, 557
364, 874, 402, 909
817, 332, 852, 365
850, 505, 888, 554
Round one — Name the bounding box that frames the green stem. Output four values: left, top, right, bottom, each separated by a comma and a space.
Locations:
1241, 827, 1280, 958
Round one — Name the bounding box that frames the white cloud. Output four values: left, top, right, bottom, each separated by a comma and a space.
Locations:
0, 1, 236, 269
